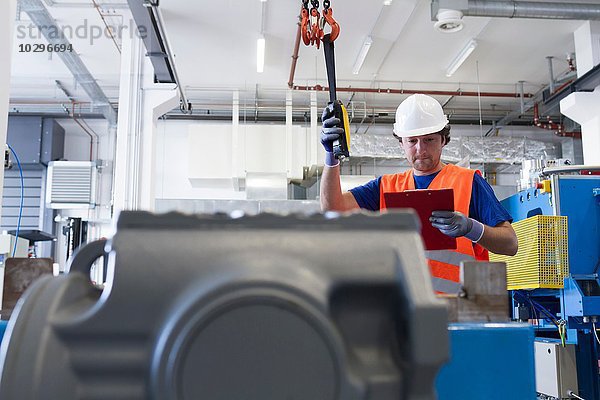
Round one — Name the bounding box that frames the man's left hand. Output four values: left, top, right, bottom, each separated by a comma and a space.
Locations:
430, 210, 485, 242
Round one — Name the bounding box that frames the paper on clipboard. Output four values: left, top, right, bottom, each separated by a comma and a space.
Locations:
383, 189, 457, 250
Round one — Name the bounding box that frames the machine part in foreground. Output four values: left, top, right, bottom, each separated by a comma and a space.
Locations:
0, 211, 448, 400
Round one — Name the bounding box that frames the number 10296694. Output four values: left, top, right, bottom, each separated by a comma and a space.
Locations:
19, 43, 73, 53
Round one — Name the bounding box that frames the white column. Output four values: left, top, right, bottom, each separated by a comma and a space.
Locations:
0, 0, 17, 221
113, 33, 178, 213
232, 90, 242, 190
286, 89, 292, 175
573, 21, 600, 78
113, 33, 143, 213
560, 21, 600, 165
138, 58, 179, 211
560, 88, 600, 165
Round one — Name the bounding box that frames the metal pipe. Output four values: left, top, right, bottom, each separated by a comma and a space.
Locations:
547, 56, 555, 92
147, 3, 191, 114
552, 78, 575, 94
42, 0, 129, 8
10, 99, 91, 105
71, 102, 96, 161
518, 81, 524, 114
292, 85, 533, 98
533, 102, 581, 138
288, 20, 302, 89
541, 165, 600, 176
465, 1, 600, 20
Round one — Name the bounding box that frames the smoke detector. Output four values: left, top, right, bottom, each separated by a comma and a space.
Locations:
434, 9, 464, 33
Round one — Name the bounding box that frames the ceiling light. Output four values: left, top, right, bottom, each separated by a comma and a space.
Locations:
257, 36, 265, 73
434, 8, 464, 33
352, 36, 373, 75
445, 39, 477, 77
383, 0, 392, 5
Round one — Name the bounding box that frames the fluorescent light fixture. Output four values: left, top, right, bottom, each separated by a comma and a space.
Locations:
445, 39, 477, 77
352, 36, 373, 75
257, 36, 265, 73
383, 0, 392, 5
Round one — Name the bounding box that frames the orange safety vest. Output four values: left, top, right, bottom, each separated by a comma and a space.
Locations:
380, 163, 489, 294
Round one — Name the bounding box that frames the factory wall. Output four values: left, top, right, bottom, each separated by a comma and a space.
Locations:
154, 119, 580, 203
57, 118, 582, 204
155, 119, 313, 201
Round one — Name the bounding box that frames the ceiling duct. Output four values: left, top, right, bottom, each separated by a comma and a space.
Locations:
20, 0, 118, 127
432, 0, 600, 23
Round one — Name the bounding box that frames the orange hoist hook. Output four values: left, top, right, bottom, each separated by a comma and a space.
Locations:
300, 7, 311, 46
322, 6, 340, 42
309, 6, 323, 48
300, 0, 339, 48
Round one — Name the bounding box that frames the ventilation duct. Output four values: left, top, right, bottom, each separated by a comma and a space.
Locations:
351, 133, 560, 164
432, 0, 600, 23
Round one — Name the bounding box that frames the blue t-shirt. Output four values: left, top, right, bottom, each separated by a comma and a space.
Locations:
349, 170, 513, 227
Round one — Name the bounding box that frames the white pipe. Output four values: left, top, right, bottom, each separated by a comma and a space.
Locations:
547, 56, 555, 93
465, 0, 600, 20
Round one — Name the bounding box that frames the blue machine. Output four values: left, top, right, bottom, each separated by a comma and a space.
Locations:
502, 174, 600, 399
436, 323, 536, 400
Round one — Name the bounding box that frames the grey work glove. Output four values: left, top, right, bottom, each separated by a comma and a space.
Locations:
430, 210, 485, 242
320, 104, 343, 154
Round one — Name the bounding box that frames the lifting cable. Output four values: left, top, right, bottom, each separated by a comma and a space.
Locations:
299, 0, 350, 159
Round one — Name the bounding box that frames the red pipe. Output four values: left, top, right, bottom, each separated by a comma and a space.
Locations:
288, 20, 302, 89
71, 102, 97, 161
292, 85, 534, 98
533, 103, 581, 138
550, 78, 575, 95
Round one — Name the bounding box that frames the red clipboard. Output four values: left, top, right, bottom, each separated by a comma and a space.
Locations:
383, 189, 457, 250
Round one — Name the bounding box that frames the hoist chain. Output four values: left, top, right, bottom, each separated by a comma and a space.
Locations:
300, 0, 338, 47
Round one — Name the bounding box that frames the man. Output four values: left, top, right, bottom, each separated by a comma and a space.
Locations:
319, 93, 518, 293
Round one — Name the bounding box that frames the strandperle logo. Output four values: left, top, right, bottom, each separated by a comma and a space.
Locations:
16, 18, 148, 45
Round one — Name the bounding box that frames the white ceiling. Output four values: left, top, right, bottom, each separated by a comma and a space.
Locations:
10, 0, 123, 109
159, 0, 589, 112
8, 0, 600, 122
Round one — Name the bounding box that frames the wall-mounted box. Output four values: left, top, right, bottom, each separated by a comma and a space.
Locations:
7, 117, 64, 167
41, 119, 65, 165
534, 340, 578, 399
46, 161, 96, 209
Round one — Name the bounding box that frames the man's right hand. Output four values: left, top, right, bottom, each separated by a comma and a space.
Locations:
320, 104, 344, 153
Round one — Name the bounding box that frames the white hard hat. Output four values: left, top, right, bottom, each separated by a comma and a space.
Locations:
393, 94, 449, 138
